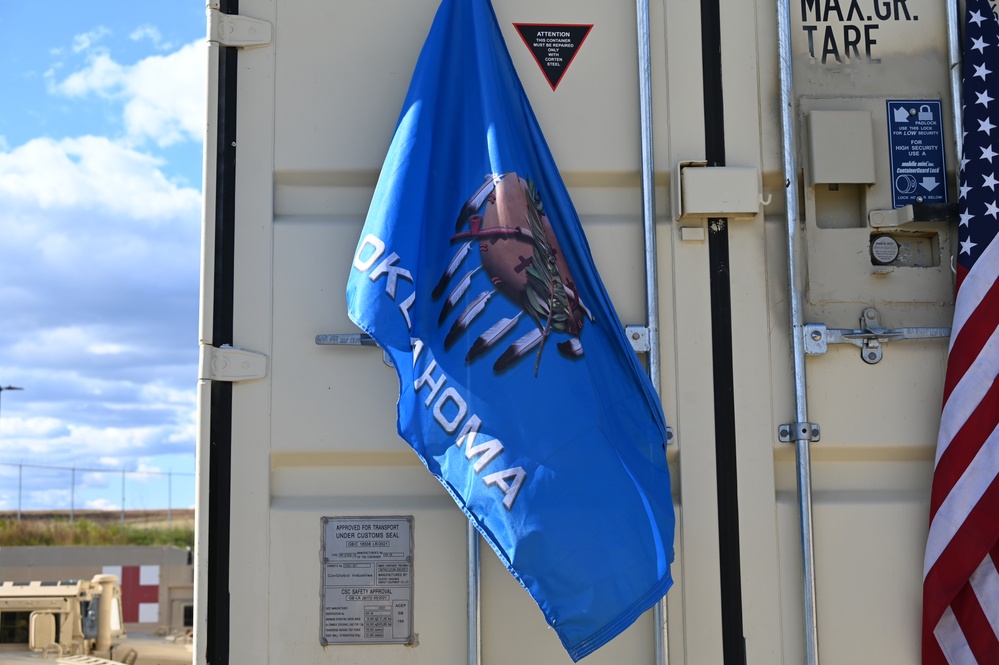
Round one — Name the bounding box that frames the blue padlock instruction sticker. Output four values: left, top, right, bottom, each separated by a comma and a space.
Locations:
886, 100, 948, 208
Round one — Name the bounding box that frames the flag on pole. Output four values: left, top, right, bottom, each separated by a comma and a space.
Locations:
346, 0, 673, 659
922, 0, 999, 662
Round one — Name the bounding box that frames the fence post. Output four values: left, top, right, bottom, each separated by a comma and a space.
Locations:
121, 470, 125, 529
2, 461, 195, 523
168, 471, 173, 528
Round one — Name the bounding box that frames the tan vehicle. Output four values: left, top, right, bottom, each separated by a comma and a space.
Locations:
0, 575, 123, 659
0, 576, 191, 665
197, 0, 963, 663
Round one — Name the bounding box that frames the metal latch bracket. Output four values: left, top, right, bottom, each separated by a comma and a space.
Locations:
804, 307, 950, 364
779, 422, 821, 443
868, 202, 958, 228
318, 325, 658, 363
315, 334, 378, 348
200, 344, 268, 382
208, 9, 272, 48
625, 325, 651, 353
316, 329, 675, 443
316, 334, 393, 367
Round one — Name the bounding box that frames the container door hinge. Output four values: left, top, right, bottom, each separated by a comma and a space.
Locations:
803, 307, 950, 364
207, 8, 272, 48
200, 344, 269, 382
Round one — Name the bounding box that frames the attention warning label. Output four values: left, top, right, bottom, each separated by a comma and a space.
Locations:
514, 23, 593, 90
320, 516, 414, 645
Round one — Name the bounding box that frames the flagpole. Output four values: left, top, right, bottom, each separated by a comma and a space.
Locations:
635, 0, 669, 663
777, 0, 820, 663
947, 0, 963, 154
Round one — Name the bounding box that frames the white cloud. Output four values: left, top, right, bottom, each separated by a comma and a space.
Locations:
88, 342, 130, 355
130, 25, 172, 50
32, 424, 164, 455
130, 25, 160, 42
0, 12, 203, 513
0, 133, 201, 480
28, 489, 72, 509
72, 27, 112, 54
140, 384, 198, 406
129, 461, 166, 483
54, 40, 206, 147
85, 497, 121, 511
0, 135, 200, 219
7, 328, 139, 368
57, 52, 121, 95
2, 417, 65, 437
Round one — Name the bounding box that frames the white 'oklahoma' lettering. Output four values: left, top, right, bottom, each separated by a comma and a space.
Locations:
353, 234, 385, 271
456, 416, 503, 472
411, 342, 525, 509
353, 236, 526, 510
369, 253, 412, 299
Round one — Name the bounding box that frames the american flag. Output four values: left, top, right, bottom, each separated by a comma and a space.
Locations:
922, 0, 999, 662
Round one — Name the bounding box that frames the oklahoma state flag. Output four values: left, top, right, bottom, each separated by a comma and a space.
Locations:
346, 0, 674, 659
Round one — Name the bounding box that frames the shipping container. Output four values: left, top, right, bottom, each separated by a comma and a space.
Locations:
196, 0, 961, 662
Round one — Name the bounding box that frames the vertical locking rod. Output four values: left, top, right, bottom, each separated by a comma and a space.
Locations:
777, 0, 820, 663
946, 0, 962, 156
467, 522, 481, 665
635, 1, 669, 663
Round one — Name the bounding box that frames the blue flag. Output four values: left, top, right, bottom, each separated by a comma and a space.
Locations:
346, 0, 673, 659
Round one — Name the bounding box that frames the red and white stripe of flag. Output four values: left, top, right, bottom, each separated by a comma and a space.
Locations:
922, 203, 999, 663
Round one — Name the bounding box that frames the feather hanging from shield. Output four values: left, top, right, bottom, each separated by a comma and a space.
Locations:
434, 172, 593, 374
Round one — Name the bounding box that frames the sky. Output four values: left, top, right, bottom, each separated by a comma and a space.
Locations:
0, 2, 206, 513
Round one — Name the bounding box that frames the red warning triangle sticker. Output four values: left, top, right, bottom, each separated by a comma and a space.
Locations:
513, 24, 593, 91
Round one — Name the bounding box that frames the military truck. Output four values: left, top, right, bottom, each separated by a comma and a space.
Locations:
0, 574, 193, 664
0, 575, 124, 659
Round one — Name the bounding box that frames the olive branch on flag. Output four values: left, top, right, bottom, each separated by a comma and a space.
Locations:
521, 179, 575, 375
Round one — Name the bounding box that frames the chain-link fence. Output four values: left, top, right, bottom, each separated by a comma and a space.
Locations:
0, 462, 195, 526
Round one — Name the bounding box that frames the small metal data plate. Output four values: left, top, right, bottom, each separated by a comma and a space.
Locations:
320, 516, 414, 646
871, 235, 900, 265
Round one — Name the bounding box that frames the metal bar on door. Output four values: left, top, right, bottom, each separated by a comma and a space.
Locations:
946, 0, 963, 159
776, 0, 820, 663
467, 522, 481, 665
635, 0, 669, 663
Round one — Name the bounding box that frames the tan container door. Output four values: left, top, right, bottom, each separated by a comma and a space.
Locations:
197, 0, 692, 663
665, 0, 957, 662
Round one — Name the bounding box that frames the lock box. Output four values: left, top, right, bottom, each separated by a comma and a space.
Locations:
799, 96, 955, 310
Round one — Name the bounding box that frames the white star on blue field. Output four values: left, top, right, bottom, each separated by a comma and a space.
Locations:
0, 2, 205, 513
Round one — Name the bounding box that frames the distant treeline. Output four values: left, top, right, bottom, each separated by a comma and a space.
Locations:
1, 509, 194, 524
0, 516, 194, 548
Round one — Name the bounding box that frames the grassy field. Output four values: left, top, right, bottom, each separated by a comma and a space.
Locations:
0, 509, 195, 547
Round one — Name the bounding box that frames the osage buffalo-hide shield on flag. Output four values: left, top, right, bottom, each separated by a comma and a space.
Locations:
345, 0, 674, 659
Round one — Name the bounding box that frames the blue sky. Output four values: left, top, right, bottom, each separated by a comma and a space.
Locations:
0, 2, 205, 513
